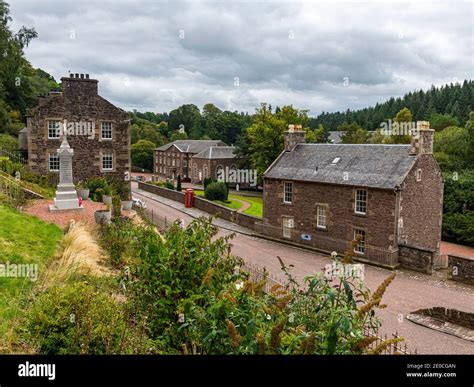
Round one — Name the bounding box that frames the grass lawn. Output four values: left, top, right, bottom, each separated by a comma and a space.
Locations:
233, 195, 263, 218
193, 190, 263, 218
0, 205, 63, 347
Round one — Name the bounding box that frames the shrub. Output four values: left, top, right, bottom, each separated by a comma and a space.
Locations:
112, 196, 122, 219
204, 177, 216, 190
26, 281, 154, 354
86, 177, 111, 201
94, 188, 105, 202
100, 217, 136, 268
126, 217, 391, 355
165, 179, 174, 190
205, 181, 228, 201
176, 175, 181, 192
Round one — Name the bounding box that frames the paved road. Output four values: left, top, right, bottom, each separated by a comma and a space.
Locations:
132, 185, 474, 354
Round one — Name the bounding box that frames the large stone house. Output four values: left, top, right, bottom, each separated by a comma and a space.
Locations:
154, 140, 227, 181
190, 146, 237, 184
25, 73, 131, 184
262, 122, 443, 271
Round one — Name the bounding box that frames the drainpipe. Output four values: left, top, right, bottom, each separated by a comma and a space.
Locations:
394, 185, 402, 250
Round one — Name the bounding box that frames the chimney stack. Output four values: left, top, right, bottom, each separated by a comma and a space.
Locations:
61, 73, 98, 100
410, 121, 434, 155
284, 124, 306, 151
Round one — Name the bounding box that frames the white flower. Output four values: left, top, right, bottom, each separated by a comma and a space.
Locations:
235, 281, 244, 290
266, 314, 271, 320
178, 313, 185, 323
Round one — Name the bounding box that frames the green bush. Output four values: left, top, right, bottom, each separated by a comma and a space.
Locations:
126, 217, 388, 355
26, 281, 154, 354
86, 177, 111, 201
205, 181, 228, 201
204, 177, 216, 190
100, 217, 136, 268
442, 170, 474, 246
165, 180, 174, 190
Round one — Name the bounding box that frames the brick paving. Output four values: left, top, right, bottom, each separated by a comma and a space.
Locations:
23, 199, 131, 229
133, 183, 474, 354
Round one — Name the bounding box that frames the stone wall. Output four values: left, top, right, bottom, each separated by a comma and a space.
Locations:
26, 75, 130, 184
263, 179, 397, 250
138, 182, 184, 202
398, 154, 443, 258
398, 244, 434, 274
138, 182, 259, 230
412, 307, 474, 330
448, 255, 474, 285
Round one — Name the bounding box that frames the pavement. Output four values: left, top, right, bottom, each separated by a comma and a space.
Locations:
132, 183, 474, 354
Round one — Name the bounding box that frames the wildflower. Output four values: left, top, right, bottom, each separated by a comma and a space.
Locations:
178, 313, 185, 323
235, 281, 244, 290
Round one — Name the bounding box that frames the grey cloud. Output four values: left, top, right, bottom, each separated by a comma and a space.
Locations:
9, 0, 473, 115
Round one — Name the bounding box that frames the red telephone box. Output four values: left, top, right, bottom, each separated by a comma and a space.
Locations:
185, 188, 194, 208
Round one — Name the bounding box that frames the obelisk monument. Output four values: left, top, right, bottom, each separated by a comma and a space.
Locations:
49, 133, 83, 211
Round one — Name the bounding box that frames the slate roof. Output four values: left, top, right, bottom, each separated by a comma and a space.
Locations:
192, 146, 236, 159
264, 144, 417, 189
156, 140, 225, 154
328, 131, 376, 144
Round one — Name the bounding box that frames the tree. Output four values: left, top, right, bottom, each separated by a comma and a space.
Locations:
131, 139, 156, 171
313, 124, 330, 143
170, 130, 188, 142
339, 122, 369, 144
176, 175, 181, 192
433, 126, 470, 171
168, 104, 201, 133
466, 111, 474, 169
429, 113, 459, 131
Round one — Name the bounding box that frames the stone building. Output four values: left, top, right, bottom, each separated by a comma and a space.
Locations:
25, 73, 131, 184
154, 140, 226, 181
190, 146, 237, 184
262, 122, 443, 271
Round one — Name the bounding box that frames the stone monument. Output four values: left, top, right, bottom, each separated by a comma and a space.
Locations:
49, 134, 83, 212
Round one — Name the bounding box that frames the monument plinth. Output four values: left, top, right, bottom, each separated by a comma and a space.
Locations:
49, 136, 83, 212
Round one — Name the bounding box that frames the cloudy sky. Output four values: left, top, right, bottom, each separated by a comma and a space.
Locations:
10, 0, 474, 115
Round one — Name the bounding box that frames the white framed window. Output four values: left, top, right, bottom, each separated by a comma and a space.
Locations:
355, 189, 367, 214
48, 153, 59, 171
183, 160, 187, 167
102, 153, 113, 171
282, 216, 294, 239
416, 168, 422, 182
353, 229, 366, 254
316, 205, 327, 229
159, 156, 162, 164
101, 122, 113, 140
284, 182, 293, 204
172, 159, 175, 167
48, 120, 61, 139
177, 159, 180, 167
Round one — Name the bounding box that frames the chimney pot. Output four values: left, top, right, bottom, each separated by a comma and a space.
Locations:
86, 74, 89, 79
75, 73, 79, 78
80, 74, 84, 79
